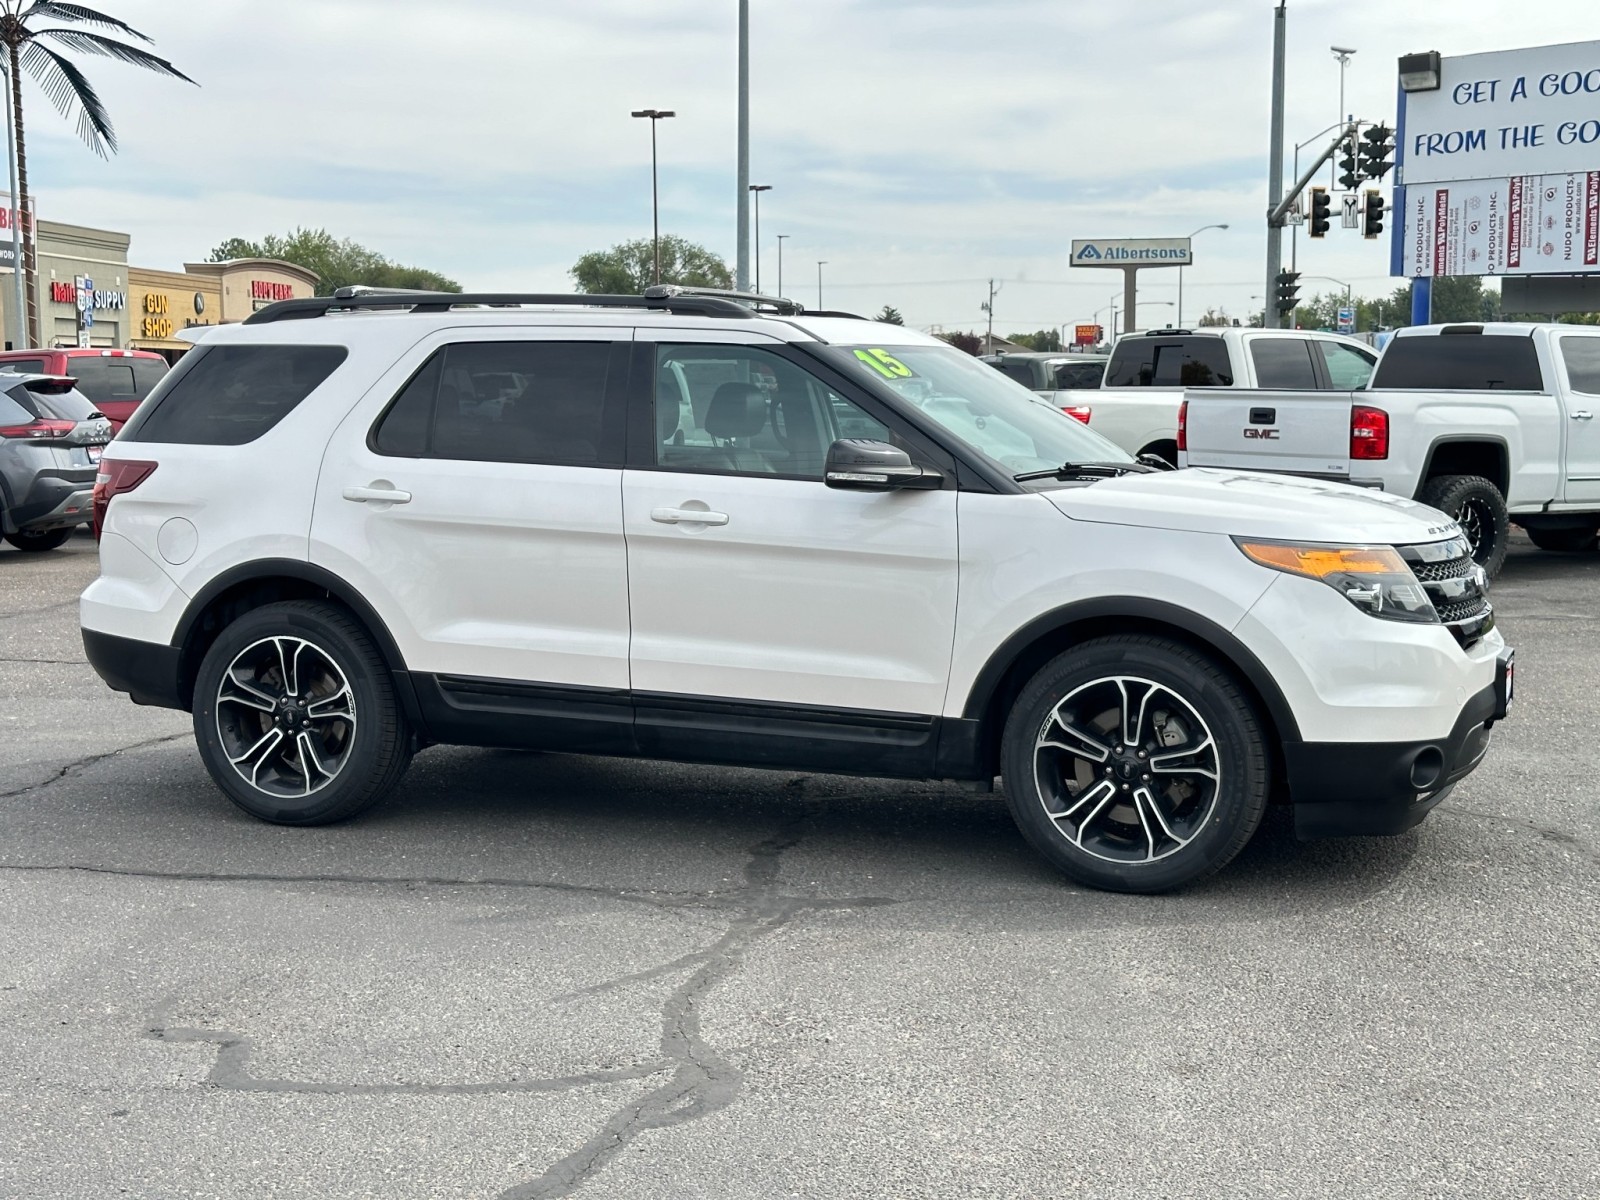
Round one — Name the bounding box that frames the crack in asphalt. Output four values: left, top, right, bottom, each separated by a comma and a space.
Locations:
0, 861, 748, 909
0, 733, 191, 801
0, 656, 88, 664
500, 814, 892, 1200
143, 1025, 674, 1096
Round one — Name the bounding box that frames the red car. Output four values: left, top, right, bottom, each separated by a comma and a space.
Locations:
0, 348, 168, 432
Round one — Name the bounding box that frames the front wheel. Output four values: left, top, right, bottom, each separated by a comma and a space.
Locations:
192, 600, 412, 825
1417, 474, 1509, 577
5, 527, 73, 552
1000, 635, 1270, 894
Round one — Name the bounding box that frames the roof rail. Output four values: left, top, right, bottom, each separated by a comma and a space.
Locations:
241, 286, 760, 325
642, 283, 807, 316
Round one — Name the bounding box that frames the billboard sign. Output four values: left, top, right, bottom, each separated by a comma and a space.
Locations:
1401, 40, 1600, 187
1399, 170, 1600, 277
1070, 238, 1191, 268
1073, 324, 1101, 346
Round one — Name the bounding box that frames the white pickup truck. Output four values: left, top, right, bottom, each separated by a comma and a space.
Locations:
1078, 327, 1379, 464
1179, 322, 1600, 575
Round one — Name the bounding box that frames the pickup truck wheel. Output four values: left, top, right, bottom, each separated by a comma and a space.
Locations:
192, 600, 413, 826
1417, 474, 1509, 577
4, 528, 73, 552
1139, 440, 1178, 468
1000, 635, 1270, 894
1523, 522, 1599, 553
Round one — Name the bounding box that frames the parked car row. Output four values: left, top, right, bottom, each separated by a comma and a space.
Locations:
0, 348, 167, 551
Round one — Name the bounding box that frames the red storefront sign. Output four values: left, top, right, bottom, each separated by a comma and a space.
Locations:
250, 280, 295, 301
1074, 324, 1102, 346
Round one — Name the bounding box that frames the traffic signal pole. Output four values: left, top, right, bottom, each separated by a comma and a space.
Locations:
1264, 2, 1287, 328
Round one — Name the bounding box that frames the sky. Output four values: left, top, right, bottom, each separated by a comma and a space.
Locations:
15, 0, 1600, 334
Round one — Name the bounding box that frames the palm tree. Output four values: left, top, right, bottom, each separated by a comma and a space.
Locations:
0, 2, 194, 344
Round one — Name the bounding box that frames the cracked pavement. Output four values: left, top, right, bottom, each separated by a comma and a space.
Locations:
2, 531, 1598, 1199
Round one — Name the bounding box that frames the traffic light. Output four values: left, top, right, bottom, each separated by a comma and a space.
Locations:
1362, 189, 1386, 239
1275, 270, 1301, 314
1308, 186, 1332, 238
1337, 135, 1361, 191
1361, 124, 1395, 180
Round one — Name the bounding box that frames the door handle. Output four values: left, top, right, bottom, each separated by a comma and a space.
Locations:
343, 484, 412, 504
651, 506, 729, 526
1572, 410, 1595, 420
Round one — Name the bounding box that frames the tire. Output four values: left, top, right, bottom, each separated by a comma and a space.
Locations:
4, 527, 73, 552
1139, 440, 1178, 468
1523, 522, 1599, 553
1417, 474, 1509, 578
191, 600, 412, 825
1000, 635, 1270, 894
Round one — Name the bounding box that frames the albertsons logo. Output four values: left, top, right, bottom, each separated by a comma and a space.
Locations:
1077, 243, 1103, 260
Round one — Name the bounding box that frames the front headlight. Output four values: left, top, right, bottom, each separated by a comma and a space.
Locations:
1234, 539, 1438, 623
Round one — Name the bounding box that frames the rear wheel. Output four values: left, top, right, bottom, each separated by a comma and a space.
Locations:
1417, 474, 1509, 577
1000, 635, 1270, 894
192, 600, 412, 825
4, 527, 73, 552
1523, 522, 1599, 553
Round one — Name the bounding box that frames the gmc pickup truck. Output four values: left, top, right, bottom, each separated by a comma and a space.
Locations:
1179, 322, 1600, 575
1077, 327, 1378, 464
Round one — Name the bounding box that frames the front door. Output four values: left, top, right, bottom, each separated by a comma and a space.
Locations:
312, 327, 633, 712
621, 334, 959, 766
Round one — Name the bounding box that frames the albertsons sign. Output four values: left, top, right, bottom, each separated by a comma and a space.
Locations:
1071, 238, 1193, 267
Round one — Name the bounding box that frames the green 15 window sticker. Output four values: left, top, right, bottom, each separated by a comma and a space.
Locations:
853, 348, 915, 379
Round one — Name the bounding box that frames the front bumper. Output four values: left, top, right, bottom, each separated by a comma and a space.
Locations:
1287, 647, 1512, 838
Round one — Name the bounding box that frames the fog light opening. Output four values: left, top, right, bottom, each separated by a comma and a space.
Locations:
1409, 746, 1446, 791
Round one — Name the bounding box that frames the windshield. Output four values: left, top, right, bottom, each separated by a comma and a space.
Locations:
816, 343, 1133, 477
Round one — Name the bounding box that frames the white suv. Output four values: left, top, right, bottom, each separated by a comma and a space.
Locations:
81, 287, 1514, 893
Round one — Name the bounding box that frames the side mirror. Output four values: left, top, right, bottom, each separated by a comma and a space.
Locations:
824, 438, 942, 491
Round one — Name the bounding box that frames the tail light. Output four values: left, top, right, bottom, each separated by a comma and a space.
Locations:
1061, 405, 1092, 424
0, 417, 74, 439
1350, 405, 1389, 460
1177, 400, 1188, 452
92, 458, 157, 539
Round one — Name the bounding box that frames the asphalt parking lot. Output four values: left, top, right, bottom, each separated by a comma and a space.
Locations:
2, 530, 1597, 1200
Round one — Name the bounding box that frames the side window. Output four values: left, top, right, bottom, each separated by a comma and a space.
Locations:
371, 341, 618, 466
123, 345, 347, 446
1559, 336, 1600, 394
1106, 338, 1233, 387
1318, 341, 1377, 390
652, 344, 889, 479
995, 359, 1036, 387
1249, 338, 1319, 389
0, 357, 47, 376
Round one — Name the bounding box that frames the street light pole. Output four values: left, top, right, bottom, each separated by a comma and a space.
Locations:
776, 234, 788, 298
1179, 223, 1229, 327
735, 0, 751, 291
1332, 46, 1357, 192
816, 261, 827, 310
1264, 1, 1288, 329
630, 108, 676, 285
748, 185, 771, 293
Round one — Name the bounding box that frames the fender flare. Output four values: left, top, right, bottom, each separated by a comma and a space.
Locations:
960, 596, 1302, 745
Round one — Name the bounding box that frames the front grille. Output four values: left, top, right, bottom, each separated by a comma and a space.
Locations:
1398, 538, 1492, 647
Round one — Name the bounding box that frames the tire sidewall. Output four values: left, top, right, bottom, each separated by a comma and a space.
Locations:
1420, 474, 1508, 576
192, 603, 393, 824
1001, 638, 1268, 893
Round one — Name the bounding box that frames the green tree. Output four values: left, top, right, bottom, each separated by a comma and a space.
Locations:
208, 228, 461, 295
935, 330, 981, 355
570, 235, 732, 294
1006, 329, 1064, 351
0, 1, 195, 343
875, 305, 905, 325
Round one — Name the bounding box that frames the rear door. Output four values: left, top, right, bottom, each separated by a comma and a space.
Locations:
311, 326, 634, 707
1553, 332, 1600, 503
1180, 387, 1356, 476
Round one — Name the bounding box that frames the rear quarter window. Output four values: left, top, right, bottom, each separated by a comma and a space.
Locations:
1104, 337, 1233, 387
0, 357, 48, 375
122, 344, 347, 446
1372, 335, 1543, 390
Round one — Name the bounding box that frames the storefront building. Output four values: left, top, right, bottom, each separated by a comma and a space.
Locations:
0, 219, 131, 351
130, 259, 318, 360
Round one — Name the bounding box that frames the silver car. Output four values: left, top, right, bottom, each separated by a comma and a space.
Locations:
0, 374, 112, 552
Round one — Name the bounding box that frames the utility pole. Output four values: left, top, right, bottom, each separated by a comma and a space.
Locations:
1264, 2, 1288, 329
735, 0, 750, 292
981, 278, 999, 350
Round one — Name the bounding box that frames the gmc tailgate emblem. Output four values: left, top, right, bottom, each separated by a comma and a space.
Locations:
1243, 428, 1280, 439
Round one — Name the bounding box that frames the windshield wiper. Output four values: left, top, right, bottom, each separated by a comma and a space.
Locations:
1012, 460, 1157, 483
